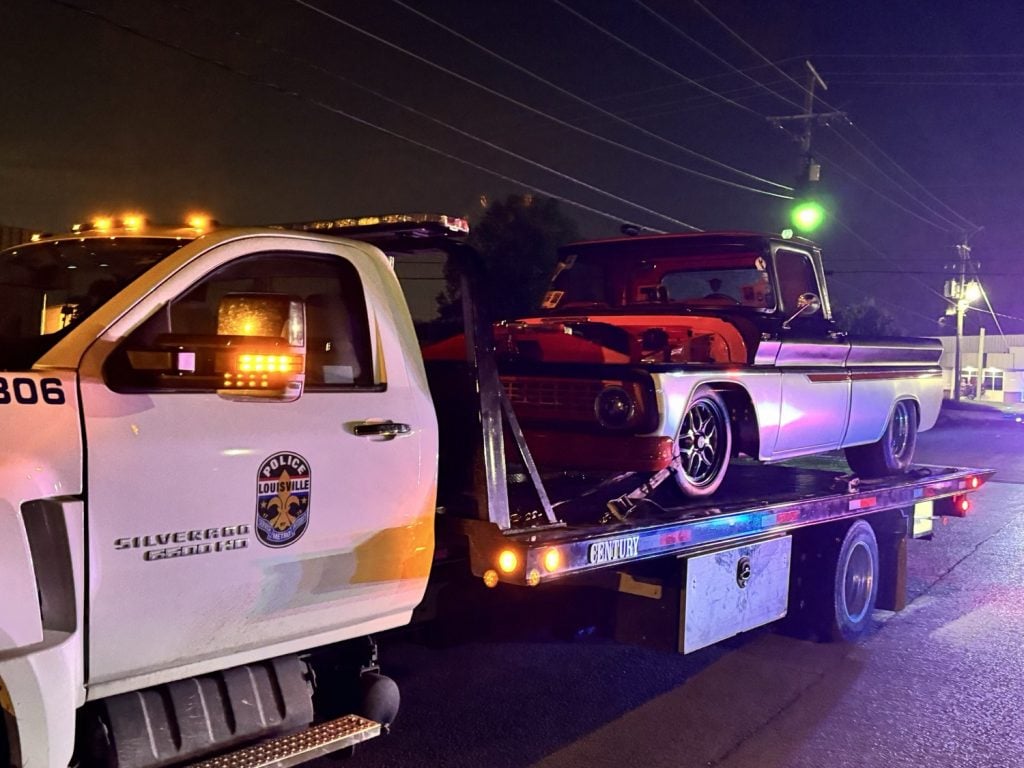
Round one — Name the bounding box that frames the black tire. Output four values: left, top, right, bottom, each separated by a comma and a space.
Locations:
782, 519, 880, 643
829, 520, 880, 642
844, 400, 918, 478
357, 672, 400, 727
671, 385, 731, 497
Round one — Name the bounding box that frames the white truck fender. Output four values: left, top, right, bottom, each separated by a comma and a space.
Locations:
0, 494, 86, 768
1, 637, 81, 768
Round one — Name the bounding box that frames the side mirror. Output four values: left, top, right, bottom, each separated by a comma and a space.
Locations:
782, 292, 822, 330
125, 293, 307, 402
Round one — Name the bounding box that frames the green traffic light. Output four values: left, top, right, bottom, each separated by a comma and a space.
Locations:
791, 200, 825, 232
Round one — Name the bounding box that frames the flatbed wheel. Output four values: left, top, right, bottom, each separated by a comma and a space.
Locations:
785, 519, 881, 643
830, 520, 880, 642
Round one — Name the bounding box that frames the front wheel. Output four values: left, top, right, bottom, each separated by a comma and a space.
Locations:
844, 399, 918, 478
671, 386, 731, 497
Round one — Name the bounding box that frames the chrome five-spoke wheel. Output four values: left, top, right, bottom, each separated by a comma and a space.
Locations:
672, 386, 731, 497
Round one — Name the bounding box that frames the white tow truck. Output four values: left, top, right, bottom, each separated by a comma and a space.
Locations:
0, 214, 991, 767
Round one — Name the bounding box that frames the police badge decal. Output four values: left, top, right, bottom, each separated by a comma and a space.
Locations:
256, 452, 311, 547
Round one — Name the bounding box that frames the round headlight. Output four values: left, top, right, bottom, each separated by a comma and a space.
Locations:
595, 386, 637, 429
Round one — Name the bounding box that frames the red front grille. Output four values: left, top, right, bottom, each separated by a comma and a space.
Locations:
502, 376, 603, 422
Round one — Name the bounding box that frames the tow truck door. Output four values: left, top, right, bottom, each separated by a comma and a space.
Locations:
77, 236, 437, 687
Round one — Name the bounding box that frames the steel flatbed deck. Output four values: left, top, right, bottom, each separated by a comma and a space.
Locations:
459, 461, 993, 586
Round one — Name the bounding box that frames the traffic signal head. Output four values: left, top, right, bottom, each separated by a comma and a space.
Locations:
791, 199, 826, 232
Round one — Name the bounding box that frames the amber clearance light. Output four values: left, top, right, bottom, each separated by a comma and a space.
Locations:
497, 549, 519, 574
543, 548, 561, 572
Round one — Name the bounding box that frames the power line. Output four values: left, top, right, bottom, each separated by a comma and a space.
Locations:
503, 78, 797, 137
292, 0, 791, 199
691, 0, 980, 234
825, 128, 973, 233
832, 270, 1024, 276
827, 274, 943, 326
831, 215, 950, 304
823, 69, 1024, 76
833, 123, 979, 232
817, 149, 961, 233
828, 79, 1024, 86
390, 0, 792, 192
548, 0, 769, 119
632, 0, 807, 114
810, 53, 1024, 60
164, 0, 703, 231
46, 0, 691, 233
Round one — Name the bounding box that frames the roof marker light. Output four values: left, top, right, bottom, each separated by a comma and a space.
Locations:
186, 213, 212, 231
122, 213, 145, 230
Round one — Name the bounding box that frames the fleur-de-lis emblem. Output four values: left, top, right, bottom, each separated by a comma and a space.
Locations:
266, 469, 301, 531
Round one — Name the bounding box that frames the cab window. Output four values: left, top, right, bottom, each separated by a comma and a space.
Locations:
106, 252, 375, 392
774, 249, 820, 313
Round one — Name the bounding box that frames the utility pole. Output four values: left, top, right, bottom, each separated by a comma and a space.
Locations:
951, 242, 971, 401
798, 61, 827, 187
768, 61, 846, 232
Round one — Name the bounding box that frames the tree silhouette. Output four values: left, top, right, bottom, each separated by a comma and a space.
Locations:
437, 194, 580, 322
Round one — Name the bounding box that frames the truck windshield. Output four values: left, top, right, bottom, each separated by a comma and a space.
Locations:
0, 236, 188, 370
542, 248, 775, 312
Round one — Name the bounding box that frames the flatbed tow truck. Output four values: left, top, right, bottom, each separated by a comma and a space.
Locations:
0, 213, 991, 767
310, 216, 992, 652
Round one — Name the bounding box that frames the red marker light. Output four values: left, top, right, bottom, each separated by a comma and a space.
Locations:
958, 497, 971, 515
969, 476, 980, 489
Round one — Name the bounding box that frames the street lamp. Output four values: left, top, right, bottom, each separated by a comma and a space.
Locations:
952, 280, 983, 401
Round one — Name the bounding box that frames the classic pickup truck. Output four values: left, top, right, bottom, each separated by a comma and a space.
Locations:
425, 231, 943, 497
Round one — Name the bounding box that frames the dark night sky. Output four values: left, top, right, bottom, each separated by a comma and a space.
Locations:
4, 0, 1024, 335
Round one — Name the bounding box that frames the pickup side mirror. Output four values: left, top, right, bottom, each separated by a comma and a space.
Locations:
781, 292, 822, 330
120, 293, 307, 402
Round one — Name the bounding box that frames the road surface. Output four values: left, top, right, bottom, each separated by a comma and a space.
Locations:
346, 414, 1024, 768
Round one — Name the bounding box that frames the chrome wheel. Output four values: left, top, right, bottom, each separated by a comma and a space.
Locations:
889, 400, 913, 463
673, 387, 731, 496
841, 540, 875, 624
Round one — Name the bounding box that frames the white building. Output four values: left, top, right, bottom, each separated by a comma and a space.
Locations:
937, 332, 1024, 403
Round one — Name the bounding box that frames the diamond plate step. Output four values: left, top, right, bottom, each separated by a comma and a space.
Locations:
188, 715, 381, 768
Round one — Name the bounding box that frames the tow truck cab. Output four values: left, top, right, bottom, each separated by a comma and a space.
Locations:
0, 221, 440, 767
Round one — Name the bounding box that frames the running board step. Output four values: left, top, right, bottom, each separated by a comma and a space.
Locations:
189, 715, 381, 768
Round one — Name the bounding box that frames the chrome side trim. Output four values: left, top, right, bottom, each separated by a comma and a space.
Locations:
775, 340, 850, 367
846, 338, 943, 366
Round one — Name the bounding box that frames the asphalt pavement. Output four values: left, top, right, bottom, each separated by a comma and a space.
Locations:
342, 410, 1024, 768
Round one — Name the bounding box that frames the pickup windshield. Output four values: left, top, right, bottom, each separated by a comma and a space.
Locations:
0, 236, 188, 370
541, 247, 776, 313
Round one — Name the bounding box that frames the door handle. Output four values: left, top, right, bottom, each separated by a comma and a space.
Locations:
353, 420, 412, 437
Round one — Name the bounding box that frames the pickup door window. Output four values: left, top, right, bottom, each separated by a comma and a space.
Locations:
772, 248, 850, 455
79, 242, 435, 688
